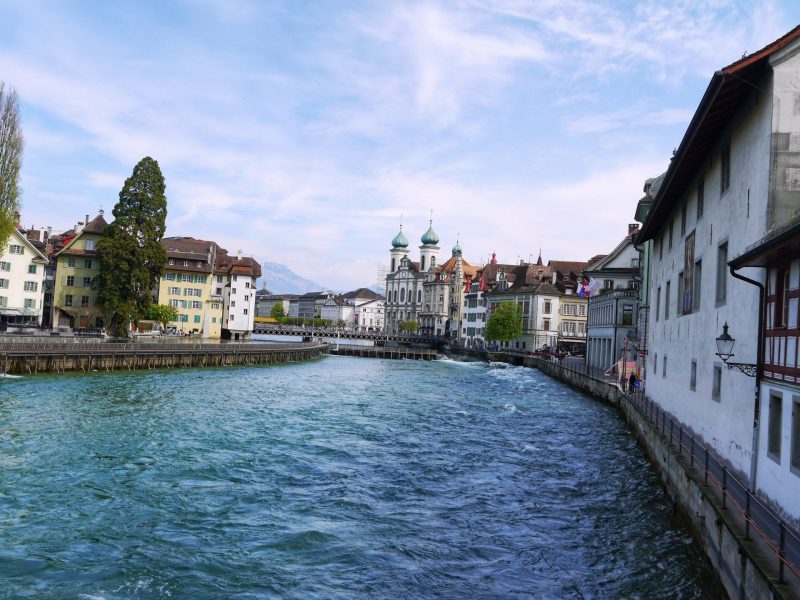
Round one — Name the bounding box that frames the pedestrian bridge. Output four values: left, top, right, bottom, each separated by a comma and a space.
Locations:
252, 325, 448, 346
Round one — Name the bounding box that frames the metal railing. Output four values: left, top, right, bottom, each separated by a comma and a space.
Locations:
628, 391, 800, 584
544, 355, 800, 584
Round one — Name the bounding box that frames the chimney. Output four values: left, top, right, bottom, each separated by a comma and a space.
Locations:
76, 221, 84, 234
85, 214, 90, 226
46, 226, 52, 242
237, 249, 242, 261
628, 223, 639, 236
552, 272, 557, 284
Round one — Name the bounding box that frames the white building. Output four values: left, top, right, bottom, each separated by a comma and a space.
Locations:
217, 251, 261, 341
637, 26, 800, 517
354, 298, 384, 331
320, 296, 354, 324
584, 228, 640, 372
0, 226, 48, 327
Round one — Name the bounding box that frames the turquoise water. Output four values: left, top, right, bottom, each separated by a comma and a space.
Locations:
0, 356, 712, 598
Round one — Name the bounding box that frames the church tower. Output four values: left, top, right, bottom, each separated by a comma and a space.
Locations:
419, 219, 439, 273
389, 224, 409, 272
449, 240, 465, 340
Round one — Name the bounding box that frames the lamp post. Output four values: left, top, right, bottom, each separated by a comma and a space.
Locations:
715, 322, 758, 377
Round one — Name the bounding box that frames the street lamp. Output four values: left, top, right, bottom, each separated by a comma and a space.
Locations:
715, 322, 758, 377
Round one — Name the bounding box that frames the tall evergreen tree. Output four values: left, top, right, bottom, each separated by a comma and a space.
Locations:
95, 157, 168, 336
0, 82, 24, 252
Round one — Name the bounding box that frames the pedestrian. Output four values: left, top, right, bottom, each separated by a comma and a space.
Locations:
628, 371, 637, 392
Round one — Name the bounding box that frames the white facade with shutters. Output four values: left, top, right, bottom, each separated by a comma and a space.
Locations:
0, 228, 48, 325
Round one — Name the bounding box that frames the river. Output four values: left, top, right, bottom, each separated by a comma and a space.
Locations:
0, 355, 713, 598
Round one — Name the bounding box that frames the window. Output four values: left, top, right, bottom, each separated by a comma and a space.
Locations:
169, 299, 179, 308
544, 300, 551, 314
0, 279, 7, 289
183, 260, 189, 266
622, 305, 633, 326
659, 233, 664, 260
231, 301, 235, 307
244, 295, 249, 302
662, 355, 667, 378
233, 275, 238, 282
232, 288, 237, 295
775, 266, 790, 328
681, 203, 687, 235
665, 281, 671, 319
229, 314, 234, 321
697, 179, 704, 219
0, 296, 6, 307
212, 317, 217, 323
669, 222, 674, 250
67, 257, 76, 267
64, 294, 73, 307
690, 360, 697, 391
654, 353, 658, 375
693, 260, 702, 312
180, 314, 189, 322
0, 261, 9, 271
791, 397, 800, 474
543, 319, 550, 331
81, 295, 89, 307
391, 258, 396, 271
9, 244, 23, 254
169, 286, 179, 295
720, 143, 730, 194
603, 279, 614, 291
245, 282, 250, 289
23, 281, 38, 292
418, 290, 422, 303
656, 286, 661, 321
192, 301, 202, 309
578, 304, 586, 316
194, 315, 201, 324
677, 272, 684, 316
712, 364, 722, 401
243, 308, 248, 315
217, 275, 223, 282
400, 288, 405, 302
768, 392, 783, 463
716, 242, 728, 305
169, 258, 174, 265
24, 298, 35, 309
82, 277, 91, 288
84, 259, 92, 269
85, 239, 95, 251
216, 287, 222, 295
28, 264, 36, 274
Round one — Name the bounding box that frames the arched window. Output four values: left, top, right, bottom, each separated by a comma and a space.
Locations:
421, 256, 426, 271
394, 290, 398, 302
391, 258, 396, 272
400, 288, 406, 303
418, 290, 422, 303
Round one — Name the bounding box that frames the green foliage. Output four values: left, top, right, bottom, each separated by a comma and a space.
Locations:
95, 157, 168, 336
147, 304, 179, 329
486, 301, 523, 343
0, 82, 24, 253
397, 320, 419, 333
270, 303, 286, 319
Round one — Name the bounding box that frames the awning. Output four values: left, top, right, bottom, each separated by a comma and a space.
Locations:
730, 218, 800, 268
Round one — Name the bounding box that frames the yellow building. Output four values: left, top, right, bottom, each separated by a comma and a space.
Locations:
52, 211, 108, 329
158, 237, 224, 338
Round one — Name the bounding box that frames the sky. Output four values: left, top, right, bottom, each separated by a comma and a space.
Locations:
1, 1, 799, 291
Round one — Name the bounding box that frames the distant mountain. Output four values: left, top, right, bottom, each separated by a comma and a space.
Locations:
258, 261, 324, 295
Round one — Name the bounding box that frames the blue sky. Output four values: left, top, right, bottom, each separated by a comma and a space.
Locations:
1, 1, 799, 290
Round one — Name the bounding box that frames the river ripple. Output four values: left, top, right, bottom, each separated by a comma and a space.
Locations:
0, 356, 713, 599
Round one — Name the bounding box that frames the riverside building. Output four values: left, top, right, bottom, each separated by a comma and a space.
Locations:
637, 26, 800, 518
52, 211, 108, 329
0, 218, 49, 327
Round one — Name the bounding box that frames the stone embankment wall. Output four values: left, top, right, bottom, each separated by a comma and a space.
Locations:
0, 341, 327, 375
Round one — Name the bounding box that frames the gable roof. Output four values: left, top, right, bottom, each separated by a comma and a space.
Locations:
342, 287, 381, 301
10, 227, 48, 261
58, 212, 108, 256
639, 25, 800, 242
583, 235, 636, 274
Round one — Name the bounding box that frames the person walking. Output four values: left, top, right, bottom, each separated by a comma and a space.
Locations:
628, 371, 637, 393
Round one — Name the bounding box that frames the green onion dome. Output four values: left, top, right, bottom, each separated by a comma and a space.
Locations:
421, 224, 439, 246
392, 229, 409, 248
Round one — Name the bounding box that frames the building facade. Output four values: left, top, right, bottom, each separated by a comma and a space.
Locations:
52, 211, 107, 329
0, 224, 48, 326
637, 28, 800, 518
584, 229, 639, 372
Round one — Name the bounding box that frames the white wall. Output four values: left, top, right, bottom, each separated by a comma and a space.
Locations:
647, 73, 772, 476
0, 230, 47, 323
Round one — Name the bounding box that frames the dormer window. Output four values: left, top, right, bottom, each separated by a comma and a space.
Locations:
183, 260, 189, 266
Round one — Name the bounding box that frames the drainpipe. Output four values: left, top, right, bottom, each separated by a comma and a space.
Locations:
729, 265, 765, 491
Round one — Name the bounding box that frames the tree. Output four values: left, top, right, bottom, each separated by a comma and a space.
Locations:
398, 320, 419, 333
486, 301, 522, 344
148, 304, 178, 331
271, 303, 286, 320
0, 82, 24, 252
95, 157, 168, 336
